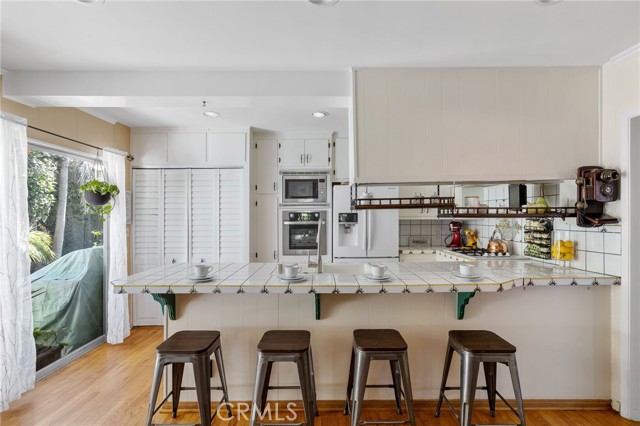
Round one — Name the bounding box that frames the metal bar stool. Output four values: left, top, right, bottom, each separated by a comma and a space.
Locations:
250, 330, 318, 426
435, 330, 526, 426
146, 330, 232, 426
343, 329, 416, 426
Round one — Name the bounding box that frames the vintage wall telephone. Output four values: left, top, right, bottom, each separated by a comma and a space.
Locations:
575, 166, 620, 227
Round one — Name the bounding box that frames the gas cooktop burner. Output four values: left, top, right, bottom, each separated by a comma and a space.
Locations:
449, 247, 512, 257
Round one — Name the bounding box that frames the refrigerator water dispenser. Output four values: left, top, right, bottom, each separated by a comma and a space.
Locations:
337, 212, 359, 247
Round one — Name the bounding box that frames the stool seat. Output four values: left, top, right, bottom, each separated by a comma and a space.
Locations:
449, 330, 516, 354
353, 329, 407, 352
157, 330, 221, 354
257, 330, 310, 353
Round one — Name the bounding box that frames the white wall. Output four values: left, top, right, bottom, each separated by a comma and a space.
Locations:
167, 287, 611, 402
601, 45, 640, 420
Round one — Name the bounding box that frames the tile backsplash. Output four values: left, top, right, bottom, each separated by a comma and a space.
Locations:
399, 183, 622, 275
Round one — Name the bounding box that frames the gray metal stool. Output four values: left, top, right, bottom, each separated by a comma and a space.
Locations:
146, 330, 232, 426
435, 330, 526, 426
343, 329, 416, 426
250, 330, 318, 426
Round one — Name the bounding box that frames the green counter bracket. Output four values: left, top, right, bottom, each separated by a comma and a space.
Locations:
314, 294, 321, 320
456, 291, 476, 320
152, 293, 176, 320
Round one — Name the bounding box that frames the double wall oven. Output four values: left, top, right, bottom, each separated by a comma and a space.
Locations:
279, 172, 329, 258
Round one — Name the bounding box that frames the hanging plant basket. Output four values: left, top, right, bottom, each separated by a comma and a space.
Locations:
83, 190, 111, 206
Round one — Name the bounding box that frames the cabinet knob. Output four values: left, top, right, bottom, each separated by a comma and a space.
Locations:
172, 259, 176, 264
273, 250, 276, 260
306, 154, 311, 163
273, 182, 276, 191
300, 154, 304, 164
201, 258, 205, 263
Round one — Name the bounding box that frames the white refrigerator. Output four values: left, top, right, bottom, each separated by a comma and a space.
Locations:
332, 185, 399, 261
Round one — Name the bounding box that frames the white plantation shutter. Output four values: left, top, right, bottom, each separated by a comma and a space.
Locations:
132, 169, 162, 273
190, 169, 219, 264
163, 169, 189, 264
218, 169, 244, 262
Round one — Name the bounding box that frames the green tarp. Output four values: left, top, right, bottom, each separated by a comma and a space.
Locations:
31, 247, 104, 354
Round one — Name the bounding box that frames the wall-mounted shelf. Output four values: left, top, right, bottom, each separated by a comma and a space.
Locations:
437, 206, 578, 219
351, 196, 455, 210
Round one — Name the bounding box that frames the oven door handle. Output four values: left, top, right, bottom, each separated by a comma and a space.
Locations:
283, 221, 320, 225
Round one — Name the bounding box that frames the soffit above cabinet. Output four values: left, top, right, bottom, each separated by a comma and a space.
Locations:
353, 67, 600, 184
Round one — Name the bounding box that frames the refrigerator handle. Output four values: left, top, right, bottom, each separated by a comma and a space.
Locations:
367, 210, 372, 253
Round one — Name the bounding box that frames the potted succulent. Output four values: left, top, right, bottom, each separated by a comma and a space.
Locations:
80, 180, 120, 222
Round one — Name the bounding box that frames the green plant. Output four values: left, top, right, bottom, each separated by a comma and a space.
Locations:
28, 228, 57, 264
80, 180, 120, 222
33, 326, 68, 351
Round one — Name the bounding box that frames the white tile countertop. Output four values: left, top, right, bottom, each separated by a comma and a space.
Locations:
111, 261, 620, 295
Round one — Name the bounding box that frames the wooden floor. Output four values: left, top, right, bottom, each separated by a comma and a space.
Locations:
1, 327, 636, 426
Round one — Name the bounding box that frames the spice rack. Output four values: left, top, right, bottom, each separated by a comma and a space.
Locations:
351, 196, 455, 210
436, 206, 578, 219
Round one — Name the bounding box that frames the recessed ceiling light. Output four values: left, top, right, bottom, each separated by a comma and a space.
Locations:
76, 0, 105, 4
312, 111, 329, 118
535, 0, 564, 4
309, 0, 339, 6
203, 111, 221, 118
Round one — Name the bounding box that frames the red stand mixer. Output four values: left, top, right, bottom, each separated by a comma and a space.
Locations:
445, 220, 464, 248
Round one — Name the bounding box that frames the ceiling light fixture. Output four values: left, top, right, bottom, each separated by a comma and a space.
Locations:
308, 0, 339, 6
76, 0, 106, 4
312, 111, 329, 118
535, 0, 564, 5
202, 101, 220, 118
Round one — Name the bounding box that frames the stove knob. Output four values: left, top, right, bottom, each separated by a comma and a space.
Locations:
497, 252, 504, 257
483, 253, 489, 257
505, 252, 511, 257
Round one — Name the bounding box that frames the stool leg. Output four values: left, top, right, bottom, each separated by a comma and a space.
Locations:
460, 354, 480, 426
214, 345, 233, 418
435, 343, 454, 417
398, 352, 416, 426
343, 347, 355, 415
193, 355, 212, 426
483, 362, 497, 417
146, 355, 165, 426
260, 361, 273, 415
251, 353, 269, 426
296, 353, 315, 426
308, 347, 319, 416
350, 349, 370, 426
507, 355, 526, 426
172, 362, 185, 418
389, 360, 403, 415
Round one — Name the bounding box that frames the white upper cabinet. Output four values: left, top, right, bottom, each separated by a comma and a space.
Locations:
333, 137, 349, 181
255, 139, 279, 194
131, 133, 168, 167
167, 132, 207, 166
279, 138, 330, 169
132, 130, 248, 168
354, 68, 600, 183
208, 132, 246, 165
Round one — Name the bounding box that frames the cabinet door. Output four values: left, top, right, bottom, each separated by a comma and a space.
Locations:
208, 133, 246, 165
254, 194, 278, 262
304, 138, 330, 168
167, 132, 207, 166
132, 169, 162, 272
255, 139, 278, 194
333, 137, 349, 181
163, 170, 189, 265
190, 169, 219, 264
278, 139, 305, 169
131, 133, 167, 167
219, 169, 245, 262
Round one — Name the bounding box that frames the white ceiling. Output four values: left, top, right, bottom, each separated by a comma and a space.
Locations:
1, 0, 639, 133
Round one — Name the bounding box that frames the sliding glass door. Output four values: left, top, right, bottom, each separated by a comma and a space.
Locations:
27, 144, 105, 373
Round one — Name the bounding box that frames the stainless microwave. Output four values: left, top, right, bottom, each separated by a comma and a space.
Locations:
280, 172, 328, 205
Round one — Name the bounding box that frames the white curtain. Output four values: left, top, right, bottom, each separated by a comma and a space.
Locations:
0, 113, 36, 412
102, 149, 130, 344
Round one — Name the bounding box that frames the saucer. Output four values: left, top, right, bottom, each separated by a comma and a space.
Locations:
453, 273, 482, 280
278, 275, 305, 282
189, 275, 215, 282
364, 274, 391, 282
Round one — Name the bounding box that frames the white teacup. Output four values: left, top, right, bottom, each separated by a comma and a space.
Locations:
194, 264, 213, 278
369, 263, 388, 278
459, 263, 476, 277
283, 263, 302, 278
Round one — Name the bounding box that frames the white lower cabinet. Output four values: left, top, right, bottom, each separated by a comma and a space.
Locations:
131, 167, 246, 325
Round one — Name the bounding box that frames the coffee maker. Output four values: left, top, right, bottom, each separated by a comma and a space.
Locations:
446, 220, 463, 248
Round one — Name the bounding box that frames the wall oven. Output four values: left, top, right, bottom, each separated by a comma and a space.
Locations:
280, 172, 328, 205
281, 210, 327, 256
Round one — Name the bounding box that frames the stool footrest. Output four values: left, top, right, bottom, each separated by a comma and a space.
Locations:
179, 386, 224, 391
365, 384, 395, 389
267, 385, 301, 390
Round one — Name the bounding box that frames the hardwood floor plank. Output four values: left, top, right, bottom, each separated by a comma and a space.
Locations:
1, 327, 636, 426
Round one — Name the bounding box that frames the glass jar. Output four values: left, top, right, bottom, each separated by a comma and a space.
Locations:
552, 231, 574, 262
